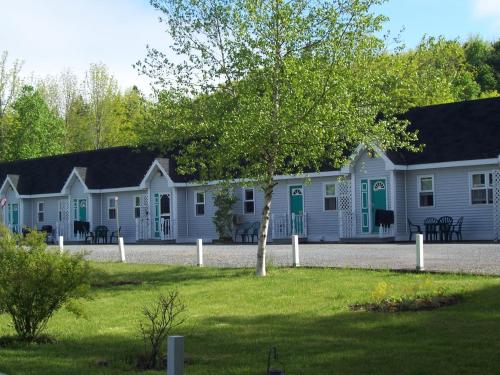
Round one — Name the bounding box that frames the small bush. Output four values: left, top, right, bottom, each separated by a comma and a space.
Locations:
138, 291, 186, 370
212, 187, 237, 241
0, 226, 90, 342
351, 279, 459, 313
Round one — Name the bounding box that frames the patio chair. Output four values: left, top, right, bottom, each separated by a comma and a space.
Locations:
438, 216, 454, 242
424, 217, 438, 242
109, 226, 121, 244
407, 219, 422, 241
94, 225, 109, 244
450, 216, 464, 241
248, 221, 260, 243
40, 225, 55, 244
234, 222, 254, 243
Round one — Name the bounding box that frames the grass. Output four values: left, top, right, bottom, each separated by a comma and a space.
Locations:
0, 263, 499, 374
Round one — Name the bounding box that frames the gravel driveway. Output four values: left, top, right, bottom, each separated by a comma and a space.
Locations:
58, 242, 500, 275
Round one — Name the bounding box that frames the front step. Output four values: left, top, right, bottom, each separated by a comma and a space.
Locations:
136, 239, 176, 244
339, 236, 395, 244
272, 237, 307, 244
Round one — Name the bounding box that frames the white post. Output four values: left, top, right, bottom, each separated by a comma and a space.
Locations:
119, 237, 126, 263
58, 236, 64, 253
292, 234, 300, 267
167, 335, 184, 375
416, 233, 424, 271
197, 239, 203, 267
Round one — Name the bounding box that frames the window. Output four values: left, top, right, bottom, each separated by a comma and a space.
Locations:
243, 188, 255, 214
37, 201, 44, 222
470, 172, 493, 205
195, 191, 205, 216
134, 196, 141, 218
108, 197, 117, 219
418, 175, 434, 207
324, 183, 337, 211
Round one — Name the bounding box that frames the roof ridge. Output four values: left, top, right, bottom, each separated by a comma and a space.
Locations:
0, 146, 138, 166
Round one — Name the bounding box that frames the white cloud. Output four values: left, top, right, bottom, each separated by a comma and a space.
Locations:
472, 0, 500, 30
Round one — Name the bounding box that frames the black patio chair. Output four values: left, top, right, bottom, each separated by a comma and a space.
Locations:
424, 217, 438, 242
40, 225, 55, 244
109, 226, 121, 244
234, 222, 254, 243
248, 221, 260, 243
94, 225, 109, 244
407, 219, 422, 241
438, 216, 454, 242
450, 216, 464, 241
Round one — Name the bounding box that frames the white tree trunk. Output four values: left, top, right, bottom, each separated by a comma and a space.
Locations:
256, 183, 274, 276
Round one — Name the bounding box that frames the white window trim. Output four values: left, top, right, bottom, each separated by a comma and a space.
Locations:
469, 171, 493, 206
133, 195, 141, 219
243, 188, 255, 215
417, 174, 435, 208
37, 201, 45, 222
108, 197, 117, 220
194, 190, 205, 217
323, 182, 338, 212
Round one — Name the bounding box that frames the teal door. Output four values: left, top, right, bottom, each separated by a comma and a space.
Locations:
78, 199, 87, 221
8, 203, 19, 232
370, 179, 387, 233
289, 185, 304, 234
361, 180, 369, 233
73, 199, 87, 221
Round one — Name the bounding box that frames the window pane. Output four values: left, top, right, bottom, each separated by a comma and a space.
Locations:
419, 192, 434, 207
109, 209, 116, 219
196, 192, 204, 203
471, 189, 487, 204
472, 174, 485, 188
38, 212, 44, 222
109, 198, 116, 208
488, 188, 493, 204
38, 202, 44, 211
420, 177, 433, 191
489, 173, 493, 186
135, 196, 141, 206
324, 197, 337, 211
325, 184, 336, 196
196, 203, 205, 216
245, 189, 254, 201
135, 207, 141, 218
244, 201, 255, 214
160, 195, 170, 215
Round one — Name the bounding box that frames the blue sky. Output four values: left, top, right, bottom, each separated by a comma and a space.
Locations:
0, 0, 499, 94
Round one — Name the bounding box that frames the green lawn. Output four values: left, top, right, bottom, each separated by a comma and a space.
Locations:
1, 263, 499, 374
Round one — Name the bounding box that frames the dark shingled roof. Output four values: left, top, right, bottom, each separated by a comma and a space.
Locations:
0, 147, 191, 195
1, 98, 499, 194
386, 97, 500, 165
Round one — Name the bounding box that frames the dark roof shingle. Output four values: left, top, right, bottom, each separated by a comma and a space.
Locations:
386, 97, 500, 165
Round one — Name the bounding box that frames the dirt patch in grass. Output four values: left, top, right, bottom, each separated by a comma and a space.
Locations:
91, 280, 143, 288
350, 294, 461, 313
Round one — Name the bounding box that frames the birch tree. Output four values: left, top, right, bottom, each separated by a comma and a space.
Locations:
137, 0, 419, 276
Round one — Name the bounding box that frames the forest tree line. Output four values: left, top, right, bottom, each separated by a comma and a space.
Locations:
0, 35, 499, 162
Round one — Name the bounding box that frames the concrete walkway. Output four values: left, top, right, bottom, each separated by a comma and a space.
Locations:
58, 242, 500, 275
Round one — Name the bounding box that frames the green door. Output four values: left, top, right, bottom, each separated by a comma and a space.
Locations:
370, 179, 387, 233
361, 180, 369, 233
8, 203, 19, 232
289, 185, 304, 234
78, 199, 87, 221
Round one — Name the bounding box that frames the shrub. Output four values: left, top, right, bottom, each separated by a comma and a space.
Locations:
212, 187, 237, 241
138, 291, 186, 370
0, 226, 91, 342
